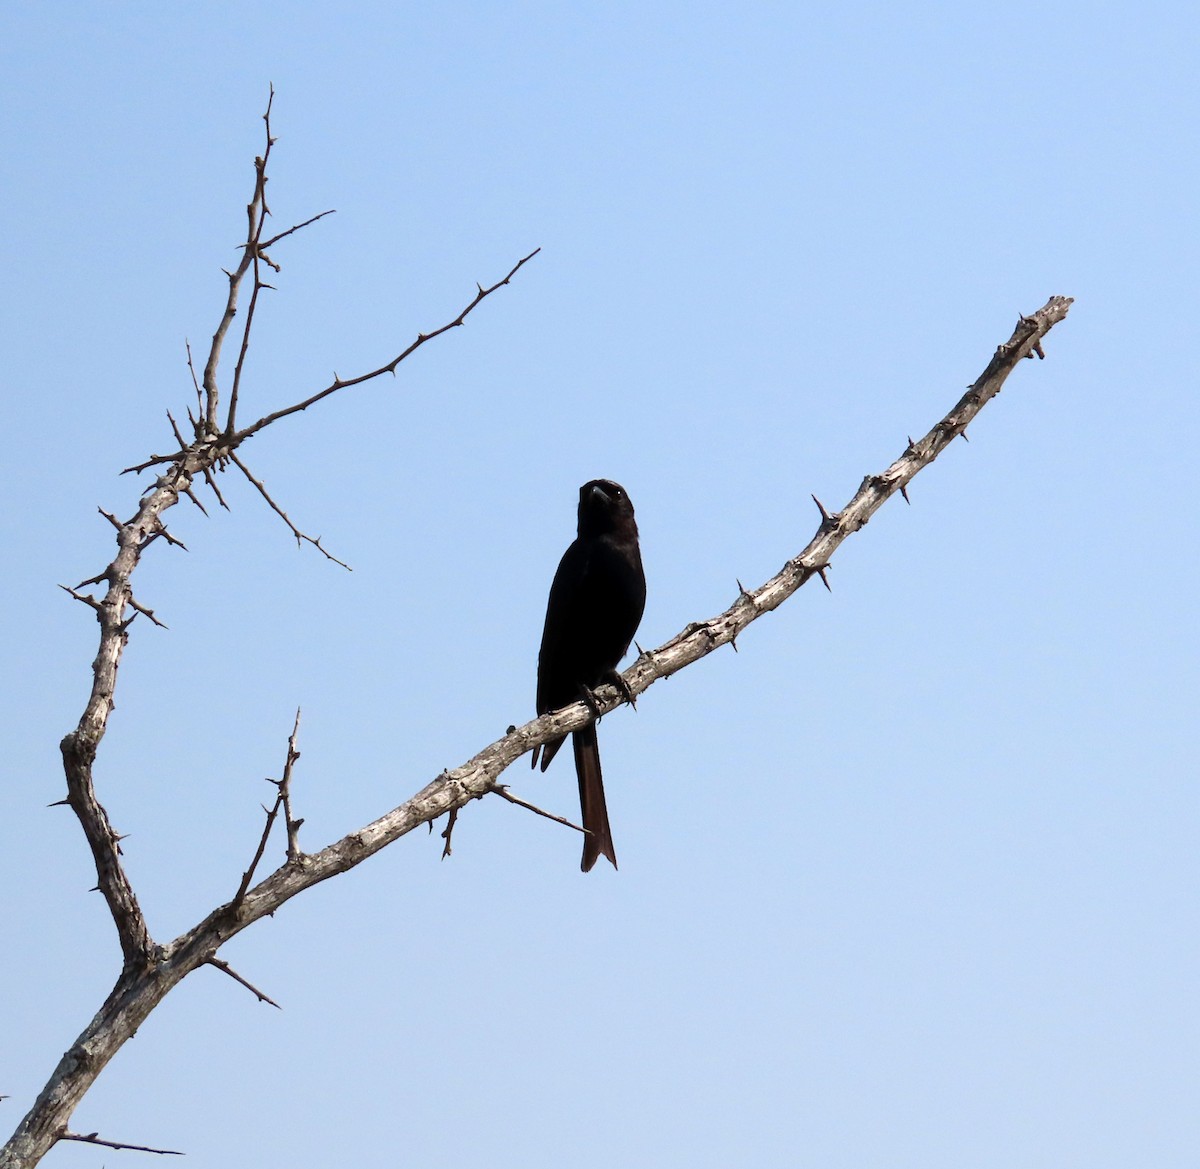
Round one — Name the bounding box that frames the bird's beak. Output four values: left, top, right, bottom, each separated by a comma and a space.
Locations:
588, 483, 610, 506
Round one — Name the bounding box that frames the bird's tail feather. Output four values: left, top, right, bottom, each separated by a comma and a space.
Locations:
573, 724, 617, 872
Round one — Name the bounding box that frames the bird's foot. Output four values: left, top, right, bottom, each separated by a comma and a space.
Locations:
580, 684, 603, 720
603, 668, 636, 710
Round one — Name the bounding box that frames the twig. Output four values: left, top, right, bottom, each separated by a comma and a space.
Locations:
201, 85, 275, 431
200, 465, 230, 510
259, 208, 335, 250
204, 956, 281, 1009
59, 584, 102, 614
59, 1131, 183, 1157
233, 710, 303, 910
227, 451, 351, 570
234, 247, 541, 440
490, 785, 588, 835
185, 339, 203, 420
278, 710, 304, 863
224, 95, 274, 435
439, 807, 459, 858
127, 595, 167, 629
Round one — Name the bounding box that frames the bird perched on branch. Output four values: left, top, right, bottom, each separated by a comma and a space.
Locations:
532, 479, 646, 871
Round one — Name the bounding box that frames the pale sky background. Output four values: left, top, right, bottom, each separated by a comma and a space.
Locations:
2, 3, 1197, 1167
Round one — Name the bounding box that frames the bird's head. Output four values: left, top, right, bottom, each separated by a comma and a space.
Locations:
577, 478, 638, 539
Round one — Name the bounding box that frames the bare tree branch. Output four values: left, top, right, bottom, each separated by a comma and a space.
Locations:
228, 451, 351, 569
1, 82, 1074, 1169
232, 246, 541, 440
59, 1131, 183, 1157
490, 784, 589, 835
439, 806, 460, 858
4, 289, 1072, 1169
259, 207, 335, 250
203, 957, 282, 1009
224, 91, 275, 435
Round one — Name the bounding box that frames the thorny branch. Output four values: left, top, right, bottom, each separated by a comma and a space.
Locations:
4, 89, 1073, 1169
204, 956, 282, 1009
3, 92, 539, 1169
59, 1131, 183, 1157
490, 784, 589, 835
228, 451, 351, 569
233, 710, 303, 910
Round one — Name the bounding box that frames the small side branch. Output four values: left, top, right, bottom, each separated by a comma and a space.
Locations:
202, 86, 275, 430
260, 208, 335, 250
439, 807, 459, 858
228, 451, 351, 570
204, 956, 281, 1009
233, 710, 304, 911
490, 785, 588, 835
59, 1130, 184, 1156
235, 247, 541, 440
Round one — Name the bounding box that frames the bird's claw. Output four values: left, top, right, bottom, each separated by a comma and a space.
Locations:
604, 668, 636, 710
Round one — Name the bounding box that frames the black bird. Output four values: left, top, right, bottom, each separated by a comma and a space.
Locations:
532, 479, 646, 871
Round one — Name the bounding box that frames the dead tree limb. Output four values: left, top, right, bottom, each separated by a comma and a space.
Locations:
1, 89, 1072, 1169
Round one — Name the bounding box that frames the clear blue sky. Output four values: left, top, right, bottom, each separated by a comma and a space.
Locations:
3, 3, 1196, 1167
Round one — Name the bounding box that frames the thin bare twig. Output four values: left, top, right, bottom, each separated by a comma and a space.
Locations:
439, 807, 459, 858
204, 957, 281, 1009
278, 710, 304, 863
233, 247, 541, 440
233, 709, 303, 909
126, 595, 167, 629
224, 106, 273, 435
59, 1131, 183, 1157
490, 785, 589, 835
200, 465, 230, 510
185, 339, 203, 421
58, 584, 102, 614
201, 85, 275, 431
227, 451, 351, 570
120, 244, 540, 477
259, 208, 335, 250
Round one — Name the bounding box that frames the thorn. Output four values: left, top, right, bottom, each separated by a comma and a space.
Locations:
816, 565, 832, 592
730, 634, 739, 653
47, 798, 71, 808
900, 483, 910, 504
603, 668, 636, 709
811, 494, 835, 526
128, 595, 168, 629
580, 684, 603, 720
59, 584, 102, 613
959, 428, 970, 442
